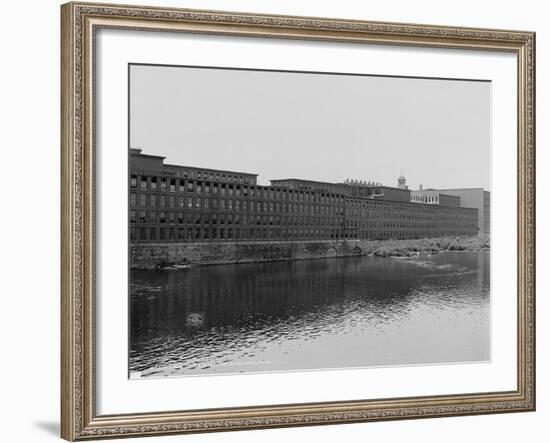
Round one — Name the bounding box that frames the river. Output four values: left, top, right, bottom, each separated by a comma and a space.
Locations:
130, 251, 490, 377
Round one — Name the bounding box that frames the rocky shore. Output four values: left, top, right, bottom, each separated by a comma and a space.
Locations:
131, 235, 490, 269
368, 235, 490, 258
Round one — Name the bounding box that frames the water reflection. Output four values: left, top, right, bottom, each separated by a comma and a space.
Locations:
130, 251, 490, 377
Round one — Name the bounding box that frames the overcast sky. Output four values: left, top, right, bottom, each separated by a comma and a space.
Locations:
130, 64, 490, 190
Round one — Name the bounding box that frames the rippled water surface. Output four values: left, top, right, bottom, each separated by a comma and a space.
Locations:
130, 252, 490, 377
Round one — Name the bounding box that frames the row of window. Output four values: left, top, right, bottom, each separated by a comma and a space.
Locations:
130, 225, 474, 242
130, 175, 344, 203
163, 167, 255, 184
130, 226, 344, 242
130, 193, 343, 215
346, 220, 437, 229
129, 192, 476, 223
130, 211, 343, 226
130, 209, 476, 228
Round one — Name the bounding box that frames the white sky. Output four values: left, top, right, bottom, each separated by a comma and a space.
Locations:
130, 64, 490, 190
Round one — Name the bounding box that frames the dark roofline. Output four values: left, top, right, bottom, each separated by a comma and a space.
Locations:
130, 149, 166, 160
131, 149, 258, 177
270, 178, 344, 186
163, 163, 258, 177
269, 179, 413, 193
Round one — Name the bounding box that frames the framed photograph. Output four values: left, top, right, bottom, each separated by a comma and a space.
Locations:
61, 2, 536, 440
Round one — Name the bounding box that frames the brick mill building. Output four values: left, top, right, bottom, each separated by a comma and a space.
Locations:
129, 149, 481, 243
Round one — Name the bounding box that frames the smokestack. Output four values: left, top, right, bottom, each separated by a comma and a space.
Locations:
419, 184, 423, 190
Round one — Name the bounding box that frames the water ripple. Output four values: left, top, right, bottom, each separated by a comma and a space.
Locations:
130, 251, 490, 377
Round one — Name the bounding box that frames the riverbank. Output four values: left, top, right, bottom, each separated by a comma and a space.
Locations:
130, 235, 489, 269
369, 235, 490, 258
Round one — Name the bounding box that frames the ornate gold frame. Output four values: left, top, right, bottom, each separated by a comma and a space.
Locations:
61, 2, 536, 440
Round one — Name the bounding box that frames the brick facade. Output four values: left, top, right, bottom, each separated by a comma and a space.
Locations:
129, 149, 479, 243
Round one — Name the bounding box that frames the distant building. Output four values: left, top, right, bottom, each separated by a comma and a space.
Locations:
411, 190, 461, 207
129, 149, 478, 242
434, 188, 490, 236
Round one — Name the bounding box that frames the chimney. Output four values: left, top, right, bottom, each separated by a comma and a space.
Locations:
419, 184, 423, 190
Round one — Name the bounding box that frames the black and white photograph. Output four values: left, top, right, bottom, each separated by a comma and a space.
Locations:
128, 63, 491, 378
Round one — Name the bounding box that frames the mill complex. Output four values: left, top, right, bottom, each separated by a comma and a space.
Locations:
129, 149, 489, 243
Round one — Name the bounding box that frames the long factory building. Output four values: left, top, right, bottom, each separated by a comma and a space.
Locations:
129, 149, 480, 243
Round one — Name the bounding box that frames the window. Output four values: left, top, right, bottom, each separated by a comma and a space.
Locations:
130, 210, 136, 223
149, 228, 156, 240
169, 179, 176, 192
140, 177, 147, 189
140, 194, 147, 207
159, 212, 166, 223
139, 211, 146, 223
130, 193, 137, 208
151, 178, 157, 190
160, 179, 167, 190
130, 176, 137, 188
160, 195, 166, 207
150, 194, 156, 208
